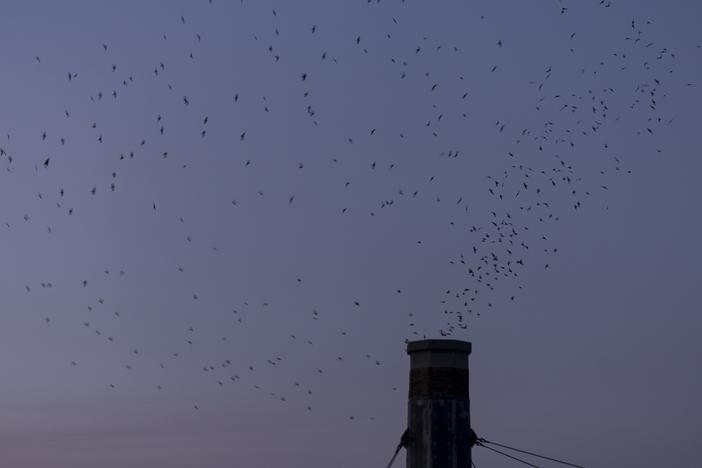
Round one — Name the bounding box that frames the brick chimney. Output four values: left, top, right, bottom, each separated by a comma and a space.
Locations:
406, 339, 473, 468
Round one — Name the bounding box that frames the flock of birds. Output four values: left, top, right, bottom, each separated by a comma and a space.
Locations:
1, 0, 693, 422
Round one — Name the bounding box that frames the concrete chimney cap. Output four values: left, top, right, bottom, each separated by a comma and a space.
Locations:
406, 339, 472, 354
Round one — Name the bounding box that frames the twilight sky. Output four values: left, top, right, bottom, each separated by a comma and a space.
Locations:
1, 1, 701, 467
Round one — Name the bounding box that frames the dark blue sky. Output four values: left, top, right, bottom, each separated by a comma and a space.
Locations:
1, 1, 700, 467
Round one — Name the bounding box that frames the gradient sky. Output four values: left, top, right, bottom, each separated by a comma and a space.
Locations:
1, 1, 701, 467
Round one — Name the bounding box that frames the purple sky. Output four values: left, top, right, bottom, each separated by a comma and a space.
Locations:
1, 1, 701, 467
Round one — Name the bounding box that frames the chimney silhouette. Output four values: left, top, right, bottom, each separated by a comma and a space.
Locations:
406, 339, 473, 468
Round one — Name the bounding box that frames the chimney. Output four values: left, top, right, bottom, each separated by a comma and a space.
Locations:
406, 339, 473, 468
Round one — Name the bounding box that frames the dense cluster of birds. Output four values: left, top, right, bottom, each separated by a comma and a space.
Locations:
1, 0, 693, 421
